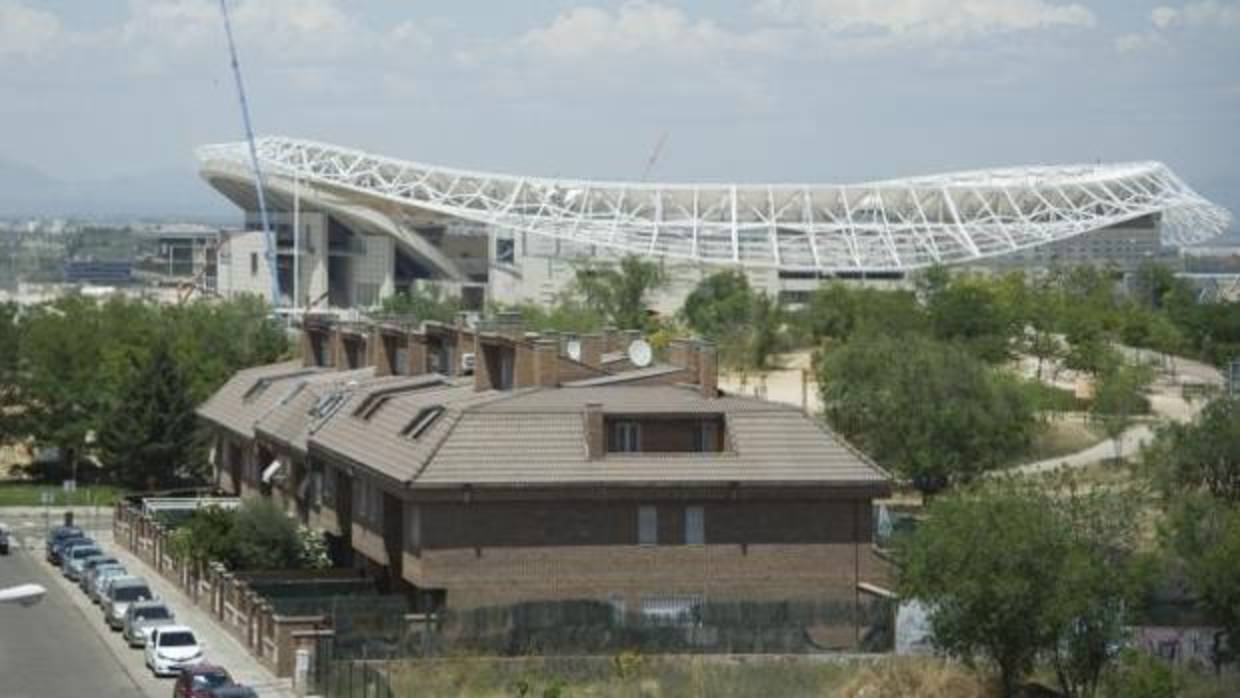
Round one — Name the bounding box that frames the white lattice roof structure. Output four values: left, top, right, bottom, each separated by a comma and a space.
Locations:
198, 136, 1231, 273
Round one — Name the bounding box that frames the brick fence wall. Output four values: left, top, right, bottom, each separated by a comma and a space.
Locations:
112, 503, 332, 677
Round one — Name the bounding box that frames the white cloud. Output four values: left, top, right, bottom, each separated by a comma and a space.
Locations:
1151, 1, 1240, 29
1113, 32, 1169, 54
0, 0, 62, 60
519, 1, 783, 59
757, 0, 1095, 41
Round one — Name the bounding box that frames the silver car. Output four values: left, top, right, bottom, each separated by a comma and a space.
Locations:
78, 554, 119, 592
104, 577, 154, 630
90, 565, 127, 604
63, 544, 104, 581
123, 600, 176, 648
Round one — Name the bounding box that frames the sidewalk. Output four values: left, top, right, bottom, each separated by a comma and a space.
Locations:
99, 527, 297, 698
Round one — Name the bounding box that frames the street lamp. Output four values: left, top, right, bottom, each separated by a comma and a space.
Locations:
0, 583, 46, 607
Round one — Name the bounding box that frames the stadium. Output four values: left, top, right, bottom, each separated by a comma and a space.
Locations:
197, 136, 1232, 311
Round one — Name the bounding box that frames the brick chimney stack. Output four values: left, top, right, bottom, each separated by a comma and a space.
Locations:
580, 334, 603, 369
534, 339, 559, 387
698, 342, 718, 398
407, 334, 428, 376
584, 402, 605, 459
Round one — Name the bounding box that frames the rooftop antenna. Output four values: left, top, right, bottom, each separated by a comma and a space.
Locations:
218, 0, 280, 309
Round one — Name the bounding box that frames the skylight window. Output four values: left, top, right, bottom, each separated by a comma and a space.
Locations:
309, 393, 347, 420
401, 406, 444, 440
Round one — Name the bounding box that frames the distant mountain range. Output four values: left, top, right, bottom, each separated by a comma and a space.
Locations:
0, 157, 233, 219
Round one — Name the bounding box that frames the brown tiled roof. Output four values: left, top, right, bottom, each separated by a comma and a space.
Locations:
196, 360, 322, 439
253, 368, 381, 454
203, 367, 889, 491
560, 364, 684, 387
419, 386, 888, 487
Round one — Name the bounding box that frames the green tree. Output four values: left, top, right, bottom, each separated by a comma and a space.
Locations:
818, 334, 1036, 494
926, 279, 1019, 363
97, 336, 199, 489
680, 270, 754, 341
898, 479, 1145, 698
0, 302, 24, 444
228, 498, 305, 570
573, 256, 666, 330
802, 284, 927, 343
379, 285, 462, 324
493, 296, 606, 335
167, 505, 236, 567
1091, 362, 1154, 461
1142, 396, 1240, 503
1162, 495, 1240, 666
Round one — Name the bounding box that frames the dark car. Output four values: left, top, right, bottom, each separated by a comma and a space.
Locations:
0, 525, 10, 555
171, 663, 233, 698
45, 526, 85, 564
205, 687, 258, 698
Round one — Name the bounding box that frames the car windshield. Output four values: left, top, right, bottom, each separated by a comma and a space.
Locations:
159, 631, 197, 647
53, 528, 83, 541
113, 586, 151, 602
136, 607, 171, 621
88, 557, 117, 567
71, 547, 101, 559
59, 538, 88, 549
192, 672, 231, 688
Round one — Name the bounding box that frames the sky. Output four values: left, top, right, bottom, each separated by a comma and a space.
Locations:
0, 0, 1237, 220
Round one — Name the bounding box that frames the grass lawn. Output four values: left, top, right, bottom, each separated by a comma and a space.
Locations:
1013, 418, 1109, 465
0, 483, 125, 507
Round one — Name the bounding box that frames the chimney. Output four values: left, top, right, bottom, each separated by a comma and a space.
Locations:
698, 341, 718, 398
372, 329, 393, 377
534, 339, 558, 387
601, 326, 619, 353
330, 328, 346, 370
584, 402, 605, 459
300, 329, 317, 368
473, 333, 488, 392
407, 334, 428, 376
580, 334, 603, 369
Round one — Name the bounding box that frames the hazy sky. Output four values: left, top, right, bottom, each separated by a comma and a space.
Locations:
1, 0, 1237, 213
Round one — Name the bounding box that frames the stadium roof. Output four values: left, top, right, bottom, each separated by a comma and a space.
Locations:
198, 136, 1231, 273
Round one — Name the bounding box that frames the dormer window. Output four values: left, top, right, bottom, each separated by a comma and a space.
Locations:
402, 406, 444, 440
610, 421, 641, 453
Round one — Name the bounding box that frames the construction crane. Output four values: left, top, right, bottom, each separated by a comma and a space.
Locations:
641, 131, 669, 182
217, 0, 280, 308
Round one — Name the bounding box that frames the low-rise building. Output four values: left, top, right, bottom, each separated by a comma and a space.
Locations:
198, 317, 892, 650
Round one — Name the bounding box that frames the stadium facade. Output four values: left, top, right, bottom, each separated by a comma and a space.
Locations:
197, 137, 1232, 312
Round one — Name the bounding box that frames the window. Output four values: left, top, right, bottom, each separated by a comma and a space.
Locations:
694, 421, 719, 452
496, 237, 515, 265
354, 394, 394, 421
638, 505, 658, 545
402, 406, 445, 440
250, 252, 258, 275
685, 506, 705, 545
393, 346, 409, 376
610, 421, 641, 453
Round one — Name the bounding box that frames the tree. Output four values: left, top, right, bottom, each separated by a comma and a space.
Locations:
0, 302, 24, 444
1162, 495, 1240, 666
801, 284, 927, 343
97, 336, 199, 490
680, 270, 754, 342
926, 279, 1019, 363
228, 498, 306, 570
898, 479, 1146, 698
573, 256, 666, 330
1091, 362, 1154, 461
818, 333, 1036, 494
1142, 396, 1240, 503
379, 286, 461, 324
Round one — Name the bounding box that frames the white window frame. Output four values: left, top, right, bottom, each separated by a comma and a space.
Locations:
613, 421, 641, 453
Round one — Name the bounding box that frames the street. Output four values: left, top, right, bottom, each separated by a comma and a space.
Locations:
0, 517, 164, 698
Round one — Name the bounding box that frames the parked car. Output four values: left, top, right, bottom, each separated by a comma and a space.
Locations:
77, 554, 119, 591
172, 664, 234, 698
90, 564, 128, 604
45, 525, 84, 563
0, 524, 10, 555
48, 533, 90, 565
144, 625, 205, 677
204, 687, 258, 698
124, 600, 177, 648
62, 543, 103, 580
104, 577, 154, 630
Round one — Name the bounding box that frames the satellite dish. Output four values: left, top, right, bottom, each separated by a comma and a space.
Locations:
566, 340, 582, 362
460, 352, 476, 374
627, 339, 653, 368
